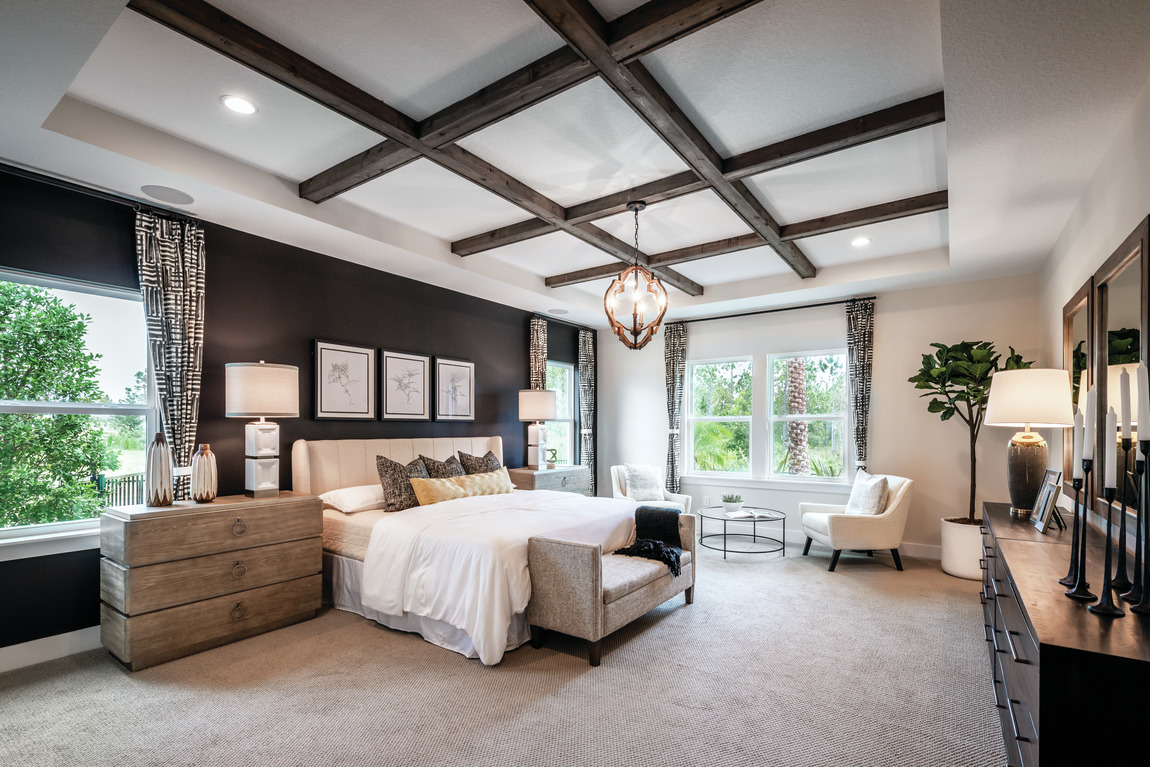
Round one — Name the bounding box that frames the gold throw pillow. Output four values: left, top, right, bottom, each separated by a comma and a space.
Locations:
409, 466, 516, 505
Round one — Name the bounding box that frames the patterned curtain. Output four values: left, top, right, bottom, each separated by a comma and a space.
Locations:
136, 212, 207, 500
846, 298, 876, 470
664, 322, 687, 493
529, 316, 547, 390
577, 328, 596, 495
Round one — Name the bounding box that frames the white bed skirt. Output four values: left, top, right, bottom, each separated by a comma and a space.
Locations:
323, 552, 530, 660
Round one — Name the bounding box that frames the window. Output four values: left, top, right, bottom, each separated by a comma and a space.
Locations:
0, 273, 152, 531
545, 361, 575, 465
687, 358, 752, 473
769, 351, 847, 479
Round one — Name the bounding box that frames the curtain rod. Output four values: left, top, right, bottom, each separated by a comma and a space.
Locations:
680, 296, 877, 325
0, 162, 194, 221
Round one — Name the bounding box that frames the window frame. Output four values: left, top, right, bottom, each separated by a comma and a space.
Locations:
685, 355, 754, 477
544, 360, 576, 466
766, 348, 849, 483
0, 268, 157, 544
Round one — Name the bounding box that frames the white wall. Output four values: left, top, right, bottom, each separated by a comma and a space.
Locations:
597, 272, 1041, 558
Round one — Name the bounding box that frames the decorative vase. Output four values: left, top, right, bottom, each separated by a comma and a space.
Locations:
190, 443, 218, 503
145, 431, 174, 507
940, 517, 983, 580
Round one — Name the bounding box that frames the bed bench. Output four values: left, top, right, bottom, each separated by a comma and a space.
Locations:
526, 513, 695, 666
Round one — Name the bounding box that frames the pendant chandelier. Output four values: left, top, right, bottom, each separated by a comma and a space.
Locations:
604, 201, 668, 350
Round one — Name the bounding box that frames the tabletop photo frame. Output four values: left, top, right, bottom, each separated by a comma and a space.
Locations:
1033, 480, 1062, 534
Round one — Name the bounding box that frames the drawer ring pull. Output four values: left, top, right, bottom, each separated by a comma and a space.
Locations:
230, 602, 247, 621
232, 517, 248, 536
232, 561, 247, 579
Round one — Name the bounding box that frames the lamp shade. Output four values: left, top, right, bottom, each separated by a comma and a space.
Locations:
225, 362, 299, 418
518, 389, 557, 422
984, 368, 1074, 428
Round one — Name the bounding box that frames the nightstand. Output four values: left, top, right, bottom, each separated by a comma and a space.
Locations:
508, 465, 592, 496
99, 491, 322, 670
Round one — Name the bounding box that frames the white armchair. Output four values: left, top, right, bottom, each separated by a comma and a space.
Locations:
610, 465, 692, 515
800, 474, 914, 571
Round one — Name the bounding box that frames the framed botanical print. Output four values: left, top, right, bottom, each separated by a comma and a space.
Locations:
381, 350, 430, 420
315, 340, 376, 420
434, 357, 474, 421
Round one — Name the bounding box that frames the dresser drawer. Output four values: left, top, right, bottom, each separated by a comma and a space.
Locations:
101, 574, 321, 671
102, 497, 322, 566
101, 537, 321, 615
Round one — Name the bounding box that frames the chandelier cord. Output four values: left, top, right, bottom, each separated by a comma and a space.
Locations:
633, 206, 640, 266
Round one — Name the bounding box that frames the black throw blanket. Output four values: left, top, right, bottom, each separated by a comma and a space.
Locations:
614, 506, 682, 576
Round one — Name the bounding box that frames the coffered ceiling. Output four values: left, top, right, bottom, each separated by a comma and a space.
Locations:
4, 0, 1150, 327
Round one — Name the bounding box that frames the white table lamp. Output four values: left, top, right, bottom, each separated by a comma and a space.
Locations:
519, 389, 557, 470
226, 361, 299, 497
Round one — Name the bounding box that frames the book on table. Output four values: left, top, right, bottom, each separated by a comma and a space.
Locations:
726, 508, 775, 519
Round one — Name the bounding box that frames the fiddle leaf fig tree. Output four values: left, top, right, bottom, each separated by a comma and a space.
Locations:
908, 341, 1032, 523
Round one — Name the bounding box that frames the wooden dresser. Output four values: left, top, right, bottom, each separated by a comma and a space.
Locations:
100, 492, 322, 670
508, 465, 592, 496
981, 502, 1150, 766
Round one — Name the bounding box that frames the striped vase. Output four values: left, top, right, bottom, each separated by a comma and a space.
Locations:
190, 443, 218, 503
145, 432, 174, 507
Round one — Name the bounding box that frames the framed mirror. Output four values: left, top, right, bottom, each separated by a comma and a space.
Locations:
1093, 217, 1148, 518
1062, 278, 1092, 496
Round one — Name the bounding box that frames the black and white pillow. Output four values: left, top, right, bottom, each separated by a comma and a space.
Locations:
376, 455, 430, 512
458, 450, 502, 475
420, 454, 466, 479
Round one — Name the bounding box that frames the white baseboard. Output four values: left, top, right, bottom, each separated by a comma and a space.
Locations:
0, 626, 101, 674
900, 541, 941, 561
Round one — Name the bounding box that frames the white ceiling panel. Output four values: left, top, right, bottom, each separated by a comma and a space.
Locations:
211, 0, 563, 120
483, 231, 616, 277
643, 0, 943, 156
747, 123, 948, 224
341, 159, 528, 240
67, 11, 381, 183
594, 190, 753, 253
672, 246, 795, 285
457, 78, 689, 207
567, 276, 616, 300
800, 210, 949, 268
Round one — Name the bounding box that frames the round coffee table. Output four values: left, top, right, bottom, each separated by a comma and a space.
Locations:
698, 506, 786, 559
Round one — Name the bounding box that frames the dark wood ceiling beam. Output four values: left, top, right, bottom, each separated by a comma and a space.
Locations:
779, 190, 949, 241
453, 220, 559, 256
565, 170, 706, 224
545, 262, 627, 288
525, 0, 815, 279
608, 0, 767, 62
300, 143, 421, 202
647, 232, 764, 267
723, 92, 946, 180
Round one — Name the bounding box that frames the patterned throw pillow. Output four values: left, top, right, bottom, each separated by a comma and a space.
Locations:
420, 454, 466, 479
624, 464, 664, 502
844, 469, 889, 516
375, 455, 430, 512
458, 450, 502, 475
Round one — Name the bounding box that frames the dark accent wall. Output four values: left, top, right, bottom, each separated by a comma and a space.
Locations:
0, 170, 539, 648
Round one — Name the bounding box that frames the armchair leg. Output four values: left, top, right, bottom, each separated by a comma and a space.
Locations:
866, 550, 874, 557
685, 586, 694, 605
588, 640, 602, 667
891, 549, 904, 571
529, 625, 546, 649
828, 550, 842, 572
802, 537, 812, 556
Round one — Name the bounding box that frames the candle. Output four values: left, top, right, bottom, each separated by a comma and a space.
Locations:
1138, 363, 1150, 441
1105, 407, 1118, 489
1079, 368, 1088, 408
1082, 387, 1096, 461
1121, 367, 1132, 439
1072, 408, 1084, 479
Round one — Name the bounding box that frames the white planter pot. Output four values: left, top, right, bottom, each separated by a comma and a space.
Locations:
940, 517, 983, 580
722, 501, 743, 514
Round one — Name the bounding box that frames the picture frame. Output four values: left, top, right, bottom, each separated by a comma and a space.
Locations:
1033, 481, 1062, 534
381, 350, 430, 421
314, 340, 376, 420
434, 357, 475, 421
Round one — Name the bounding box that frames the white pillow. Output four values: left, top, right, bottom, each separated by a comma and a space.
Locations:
320, 484, 388, 514
624, 464, 664, 502
844, 470, 889, 516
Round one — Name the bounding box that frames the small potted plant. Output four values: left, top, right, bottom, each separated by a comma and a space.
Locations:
721, 493, 743, 513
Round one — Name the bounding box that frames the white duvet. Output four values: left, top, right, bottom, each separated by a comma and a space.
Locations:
359, 490, 638, 665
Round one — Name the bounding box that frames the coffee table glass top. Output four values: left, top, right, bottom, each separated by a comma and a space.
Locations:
699, 506, 785, 521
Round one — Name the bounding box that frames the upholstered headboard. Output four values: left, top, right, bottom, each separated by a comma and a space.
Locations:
291, 437, 504, 496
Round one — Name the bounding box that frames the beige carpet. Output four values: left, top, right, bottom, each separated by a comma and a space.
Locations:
0, 544, 1005, 767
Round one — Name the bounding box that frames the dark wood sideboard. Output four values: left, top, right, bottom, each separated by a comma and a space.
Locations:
981, 502, 1150, 766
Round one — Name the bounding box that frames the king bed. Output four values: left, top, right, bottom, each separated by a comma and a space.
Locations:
291, 436, 644, 665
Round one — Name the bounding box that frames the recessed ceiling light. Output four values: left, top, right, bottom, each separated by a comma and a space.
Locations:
548, 308, 569, 315
221, 95, 257, 115
140, 185, 195, 205
851, 236, 872, 248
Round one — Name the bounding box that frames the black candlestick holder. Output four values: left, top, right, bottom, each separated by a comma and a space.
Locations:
1059, 476, 1084, 587
1132, 441, 1150, 615
1112, 438, 1134, 592
1089, 487, 1126, 617
1066, 459, 1097, 602
1121, 443, 1147, 602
